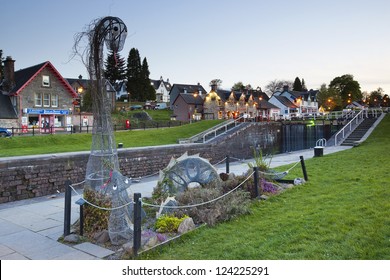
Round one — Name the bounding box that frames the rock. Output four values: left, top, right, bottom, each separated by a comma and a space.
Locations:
228, 173, 236, 180
93, 230, 110, 244
63, 233, 80, 243
122, 241, 134, 256
294, 178, 306, 185
177, 217, 195, 234
259, 194, 269, 200
144, 236, 159, 249
219, 173, 229, 181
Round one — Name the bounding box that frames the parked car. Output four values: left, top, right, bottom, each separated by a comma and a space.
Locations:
0, 127, 12, 137
154, 103, 167, 110
130, 105, 143, 110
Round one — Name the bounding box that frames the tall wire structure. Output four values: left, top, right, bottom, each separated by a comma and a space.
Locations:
73, 17, 133, 245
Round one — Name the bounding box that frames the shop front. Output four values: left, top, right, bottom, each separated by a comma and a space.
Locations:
23, 108, 72, 133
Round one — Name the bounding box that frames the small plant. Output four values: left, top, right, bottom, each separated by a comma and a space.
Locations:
82, 189, 111, 238
152, 177, 177, 203
261, 178, 278, 194
247, 147, 273, 172
155, 214, 189, 233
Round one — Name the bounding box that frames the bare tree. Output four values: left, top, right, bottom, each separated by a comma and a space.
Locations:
264, 79, 293, 95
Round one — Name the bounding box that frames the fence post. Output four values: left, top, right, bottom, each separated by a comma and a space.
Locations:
300, 156, 308, 181
63, 180, 72, 236
253, 167, 260, 197
226, 155, 230, 173
133, 193, 142, 257
32, 126, 35, 136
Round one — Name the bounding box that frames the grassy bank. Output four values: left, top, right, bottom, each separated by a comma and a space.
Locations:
140, 114, 390, 259
0, 120, 223, 157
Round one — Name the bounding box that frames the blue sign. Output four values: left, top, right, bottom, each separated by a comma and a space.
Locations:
26, 108, 69, 115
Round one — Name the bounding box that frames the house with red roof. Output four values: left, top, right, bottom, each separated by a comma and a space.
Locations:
0, 56, 78, 133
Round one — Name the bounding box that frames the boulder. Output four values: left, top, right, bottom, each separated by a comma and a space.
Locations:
63, 233, 80, 243
93, 230, 110, 244
177, 217, 195, 234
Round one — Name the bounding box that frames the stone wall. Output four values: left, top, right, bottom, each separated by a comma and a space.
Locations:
0, 122, 281, 203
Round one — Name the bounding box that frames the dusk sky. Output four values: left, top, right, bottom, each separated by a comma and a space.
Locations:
1, 0, 389, 94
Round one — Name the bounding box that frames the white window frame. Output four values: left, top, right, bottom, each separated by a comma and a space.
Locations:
42, 75, 50, 87
51, 94, 58, 107
43, 93, 50, 107
35, 93, 42, 107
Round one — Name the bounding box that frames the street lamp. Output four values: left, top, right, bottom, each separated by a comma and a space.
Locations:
78, 86, 83, 132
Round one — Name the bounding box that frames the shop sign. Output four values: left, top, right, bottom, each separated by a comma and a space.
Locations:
25, 108, 70, 115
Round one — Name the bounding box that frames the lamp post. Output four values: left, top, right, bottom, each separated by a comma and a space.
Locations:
78, 86, 83, 132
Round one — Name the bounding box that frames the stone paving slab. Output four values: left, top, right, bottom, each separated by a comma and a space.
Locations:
73, 242, 115, 259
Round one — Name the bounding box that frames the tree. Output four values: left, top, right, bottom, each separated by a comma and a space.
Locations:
382, 94, 389, 107
329, 74, 362, 107
317, 83, 342, 111
367, 87, 384, 107
231, 81, 245, 92
264, 79, 293, 95
140, 57, 156, 101
126, 48, 142, 101
209, 79, 222, 90
293, 77, 303, 91
301, 78, 307, 91
104, 50, 126, 85
0, 49, 4, 81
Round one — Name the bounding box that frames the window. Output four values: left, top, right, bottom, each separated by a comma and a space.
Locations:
42, 75, 50, 87
51, 94, 58, 107
43, 93, 50, 107
35, 93, 42, 107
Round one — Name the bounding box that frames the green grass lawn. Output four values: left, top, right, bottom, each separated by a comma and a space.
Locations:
140, 114, 390, 260
0, 120, 223, 157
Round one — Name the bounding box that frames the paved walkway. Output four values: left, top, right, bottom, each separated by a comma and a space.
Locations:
0, 146, 352, 260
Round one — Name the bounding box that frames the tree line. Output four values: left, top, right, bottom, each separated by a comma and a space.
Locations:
104, 48, 155, 102
228, 75, 388, 111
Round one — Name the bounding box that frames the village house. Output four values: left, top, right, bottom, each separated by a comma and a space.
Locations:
151, 76, 171, 103
0, 56, 78, 132
270, 85, 319, 118
171, 83, 279, 121
169, 83, 207, 110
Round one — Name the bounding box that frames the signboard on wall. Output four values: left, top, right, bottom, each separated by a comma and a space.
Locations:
25, 108, 70, 115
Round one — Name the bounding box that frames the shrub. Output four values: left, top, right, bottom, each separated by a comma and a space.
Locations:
82, 189, 111, 238
155, 214, 189, 233
175, 183, 251, 226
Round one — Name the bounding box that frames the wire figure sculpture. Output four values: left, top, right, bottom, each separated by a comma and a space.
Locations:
74, 17, 133, 245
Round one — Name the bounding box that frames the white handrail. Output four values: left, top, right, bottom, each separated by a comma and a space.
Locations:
202, 116, 245, 143
334, 109, 365, 146
316, 138, 327, 147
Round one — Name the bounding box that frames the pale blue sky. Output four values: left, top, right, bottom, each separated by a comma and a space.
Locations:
1, 0, 389, 94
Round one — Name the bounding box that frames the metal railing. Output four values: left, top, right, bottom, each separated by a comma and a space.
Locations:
178, 117, 248, 144
334, 109, 365, 146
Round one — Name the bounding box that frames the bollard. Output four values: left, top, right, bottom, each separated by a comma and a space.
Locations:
63, 180, 72, 236
133, 193, 142, 257
253, 167, 260, 198
300, 156, 308, 181
226, 155, 230, 174
75, 198, 86, 236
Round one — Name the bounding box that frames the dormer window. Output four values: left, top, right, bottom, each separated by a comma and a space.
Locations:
42, 75, 50, 87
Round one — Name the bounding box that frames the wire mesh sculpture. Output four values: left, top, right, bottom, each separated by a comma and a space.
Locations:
158, 152, 221, 195
74, 17, 133, 245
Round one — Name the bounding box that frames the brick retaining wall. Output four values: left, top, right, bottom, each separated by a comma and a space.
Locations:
0, 122, 281, 203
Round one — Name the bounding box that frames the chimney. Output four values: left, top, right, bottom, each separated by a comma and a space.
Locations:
3, 56, 15, 91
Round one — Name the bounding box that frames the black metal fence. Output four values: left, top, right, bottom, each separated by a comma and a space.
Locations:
3, 120, 186, 137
